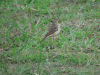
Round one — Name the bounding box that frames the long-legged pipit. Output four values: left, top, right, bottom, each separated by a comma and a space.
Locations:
40, 19, 61, 43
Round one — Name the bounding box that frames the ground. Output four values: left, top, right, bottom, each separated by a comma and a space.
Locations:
0, 0, 100, 75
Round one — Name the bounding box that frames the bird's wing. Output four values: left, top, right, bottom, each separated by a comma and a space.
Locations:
45, 25, 58, 37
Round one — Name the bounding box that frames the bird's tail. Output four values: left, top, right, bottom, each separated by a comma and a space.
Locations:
40, 36, 46, 43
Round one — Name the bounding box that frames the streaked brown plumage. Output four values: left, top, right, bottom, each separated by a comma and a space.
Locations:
40, 19, 60, 43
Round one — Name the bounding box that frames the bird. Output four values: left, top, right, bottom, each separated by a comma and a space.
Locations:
40, 19, 61, 43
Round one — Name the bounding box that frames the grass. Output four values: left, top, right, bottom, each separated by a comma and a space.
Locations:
0, 0, 100, 75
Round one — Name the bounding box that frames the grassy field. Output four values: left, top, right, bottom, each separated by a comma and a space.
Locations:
0, 0, 100, 75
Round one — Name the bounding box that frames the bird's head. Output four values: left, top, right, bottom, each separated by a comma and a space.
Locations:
52, 18, 58, 25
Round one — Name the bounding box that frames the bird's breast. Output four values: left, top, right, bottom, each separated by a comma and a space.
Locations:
54, 24, 60, 35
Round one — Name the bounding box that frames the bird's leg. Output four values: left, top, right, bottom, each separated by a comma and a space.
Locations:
52, 37, 56, 47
